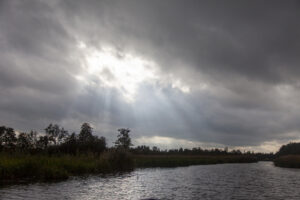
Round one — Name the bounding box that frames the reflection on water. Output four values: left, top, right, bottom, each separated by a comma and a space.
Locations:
1, 162, 300, 200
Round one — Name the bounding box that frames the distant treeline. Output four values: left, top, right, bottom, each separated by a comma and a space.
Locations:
131, 145, 274, 160
276, 142, 300, 156
0, 123, 274, 160
274, 142, 300, 168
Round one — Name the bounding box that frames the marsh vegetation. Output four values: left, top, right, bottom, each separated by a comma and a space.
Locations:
273, 142, 300, 168
0, 123, 276, 184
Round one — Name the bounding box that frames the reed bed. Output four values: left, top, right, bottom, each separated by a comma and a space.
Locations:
274, 155, 300, 168
0, 151, 134, 183
134, 155, 257, 168
0, 153, 257, 184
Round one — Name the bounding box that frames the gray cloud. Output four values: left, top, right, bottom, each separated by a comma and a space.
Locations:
1, 0, 300, 151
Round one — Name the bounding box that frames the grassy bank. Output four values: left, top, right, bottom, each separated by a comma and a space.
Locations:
134, 155, 257, 168
274, 155, 300, 168
0, 153, 258, 184
0, 151, 134, 184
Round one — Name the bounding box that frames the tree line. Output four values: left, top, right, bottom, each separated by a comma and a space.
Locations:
0, 123, 275, 160
0, 123, 131, 155
131, 145, 274, 160
276, 142, 300, 156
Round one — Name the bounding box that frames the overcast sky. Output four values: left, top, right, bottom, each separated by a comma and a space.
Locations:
1, 0, 300, 152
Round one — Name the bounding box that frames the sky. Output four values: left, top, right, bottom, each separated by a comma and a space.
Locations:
1, 0, 300, 152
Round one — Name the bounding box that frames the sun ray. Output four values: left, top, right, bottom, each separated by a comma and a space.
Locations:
76, 42, 191, 103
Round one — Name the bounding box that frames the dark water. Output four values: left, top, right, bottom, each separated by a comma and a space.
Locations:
1, 162, 300, 200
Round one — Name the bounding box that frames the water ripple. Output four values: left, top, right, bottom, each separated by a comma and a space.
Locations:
1, 162, 300, 200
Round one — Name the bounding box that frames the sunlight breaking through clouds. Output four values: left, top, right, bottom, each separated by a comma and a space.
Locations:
76, 41, 191, 102
2, 0, 300, 153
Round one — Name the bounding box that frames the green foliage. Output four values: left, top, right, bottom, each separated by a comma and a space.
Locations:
0, 153, 258, 184
0, 151, 134, 183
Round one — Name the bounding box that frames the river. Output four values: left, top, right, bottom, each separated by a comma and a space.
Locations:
1, 162, 300, 200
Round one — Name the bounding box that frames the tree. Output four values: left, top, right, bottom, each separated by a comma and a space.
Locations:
79, 123, 93, 142
277, 142, 300, 156
27, 130, 38, 149
37, 135, 49, 149
152, 146, 160, 152
115, 128, 132, 150
0, 126, 5, 149
45, 124, 69, 146
17, 132, 32, 150
60, 132, 78, 155
0, 126, 17, 150
58, 127, 69, 144
89, 135, 106, 155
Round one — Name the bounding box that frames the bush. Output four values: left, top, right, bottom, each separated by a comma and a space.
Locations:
107, 149, 134, 171
274, 155, 300, 168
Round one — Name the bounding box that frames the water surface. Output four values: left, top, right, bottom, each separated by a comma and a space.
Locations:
1, 162, 300, 200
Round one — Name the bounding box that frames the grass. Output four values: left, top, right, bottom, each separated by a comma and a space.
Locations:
134, 155, 257, 168
274, 155, 300, 168
0, 153, 257, 184
0, 151, 134, 184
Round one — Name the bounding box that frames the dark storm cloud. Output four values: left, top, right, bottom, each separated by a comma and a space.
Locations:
1, 0, 300, 150
59, 0, 300, 84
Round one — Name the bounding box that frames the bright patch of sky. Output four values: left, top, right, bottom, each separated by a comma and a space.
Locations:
76, 41, 190, 102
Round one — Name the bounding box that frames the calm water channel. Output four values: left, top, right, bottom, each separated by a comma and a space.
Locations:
1, 162, 300, 200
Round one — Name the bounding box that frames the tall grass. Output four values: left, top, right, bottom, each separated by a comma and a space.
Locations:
0, 150, 134, 184
134, 155, 257, 168
0, 153, 257, 184
274, 155, 300, 168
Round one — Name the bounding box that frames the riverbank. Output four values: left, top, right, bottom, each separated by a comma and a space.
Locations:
0, 153, 258, 185
274, 155, 300, 168
0, 151, 134, 184
134, 155, 257, 168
